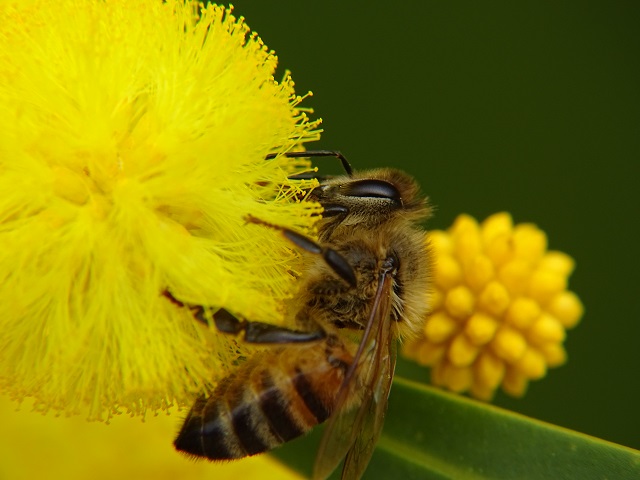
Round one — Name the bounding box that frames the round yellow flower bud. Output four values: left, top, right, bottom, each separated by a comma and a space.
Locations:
445, 285, 475, 319
465, 313, 499, 346
548, 291, 584, 328
448, 333, 480, 367
464, 255, 495, 292
404, 212, 583, 400
505, 297, 541, 330
434, 254, 464, 290
424, 311, 459, 343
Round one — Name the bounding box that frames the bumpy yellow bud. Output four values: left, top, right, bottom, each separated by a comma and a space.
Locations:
404, 212, 584, 400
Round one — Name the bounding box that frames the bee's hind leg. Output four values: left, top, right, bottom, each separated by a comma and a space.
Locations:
163, 291, 324, 345
211, 307, 325, 344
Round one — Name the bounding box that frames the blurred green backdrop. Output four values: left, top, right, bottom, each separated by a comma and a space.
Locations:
234, 1, 640, 451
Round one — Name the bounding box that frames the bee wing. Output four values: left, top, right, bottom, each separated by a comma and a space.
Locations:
312, 271, 396, 480
340, 309, 396, 480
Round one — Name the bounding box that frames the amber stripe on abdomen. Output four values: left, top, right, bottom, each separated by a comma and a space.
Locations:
292, 367, 332, 423
174, 338, 352, 460
257, 368, 305, 443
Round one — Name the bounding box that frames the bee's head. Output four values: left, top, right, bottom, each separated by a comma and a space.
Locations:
311, 168, 430, 229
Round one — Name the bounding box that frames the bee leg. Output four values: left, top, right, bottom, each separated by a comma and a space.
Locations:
213, 308, 325, 344
245, 214, 356, 287
265, 150, 353, 176
163, 293, 325, 344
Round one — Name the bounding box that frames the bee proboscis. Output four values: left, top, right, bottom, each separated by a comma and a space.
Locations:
172, 151, 431, 480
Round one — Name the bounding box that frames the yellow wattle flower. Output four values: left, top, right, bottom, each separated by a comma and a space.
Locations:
0, 397, 301, 480
0, 0, 321, 420
403, 212, 584, 400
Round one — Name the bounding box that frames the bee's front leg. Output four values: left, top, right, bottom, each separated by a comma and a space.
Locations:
265, 150, 353, 176
245, 214, 356, 287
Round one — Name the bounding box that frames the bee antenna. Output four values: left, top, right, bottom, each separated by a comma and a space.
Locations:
265, 150, 354, 177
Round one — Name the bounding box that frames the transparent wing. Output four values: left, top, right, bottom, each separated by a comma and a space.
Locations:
340, 306, 396, 480
312, 271, 396, 480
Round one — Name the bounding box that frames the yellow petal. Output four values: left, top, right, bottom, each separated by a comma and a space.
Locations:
528, 313, 566, 345
448, 333, 480, 367
547, 291, 584, 329
539, 343, 567, 367
528, 269, 567, 304
454, 227, 482, 264
434, 255, 463, 290
464, 254, 495, 292
514, 348, 547, 379
491, 327, 527, 363
474, 351, 505, 391
417, 341, 447, 366
442, 363, 474, 393
498, 259, 532, 295
464, 312, 499, 345
512, 224, 547, 262
450, 214, 480, 238
505, 297, 541, 330
445, 285, 475, 320
539, 251, 575, 276
478, 280, 510, 316
502, 368, 529, 397
470, 382, 497, 402
481, 212, 513, 244
485, 233, 514, 267
428, 230, 453, 255
423, 311, 459, 343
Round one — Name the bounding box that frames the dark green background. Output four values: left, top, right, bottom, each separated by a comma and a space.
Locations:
234, 2, 640, 451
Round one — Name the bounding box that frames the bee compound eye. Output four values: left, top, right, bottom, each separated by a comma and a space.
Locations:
341, 179, 403, 207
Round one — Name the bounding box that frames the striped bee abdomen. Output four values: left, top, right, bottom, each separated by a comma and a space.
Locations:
174, 336, 352, 460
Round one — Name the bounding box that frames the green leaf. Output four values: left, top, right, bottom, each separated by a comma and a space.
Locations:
271, 376, 640, 479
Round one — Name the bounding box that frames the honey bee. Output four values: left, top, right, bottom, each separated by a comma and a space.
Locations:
172, 151, 432, 480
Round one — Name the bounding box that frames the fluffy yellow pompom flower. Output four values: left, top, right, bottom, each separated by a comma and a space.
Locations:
0, 397, 301, 480
403, 213, 584, 400
0, 0, 322, 420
